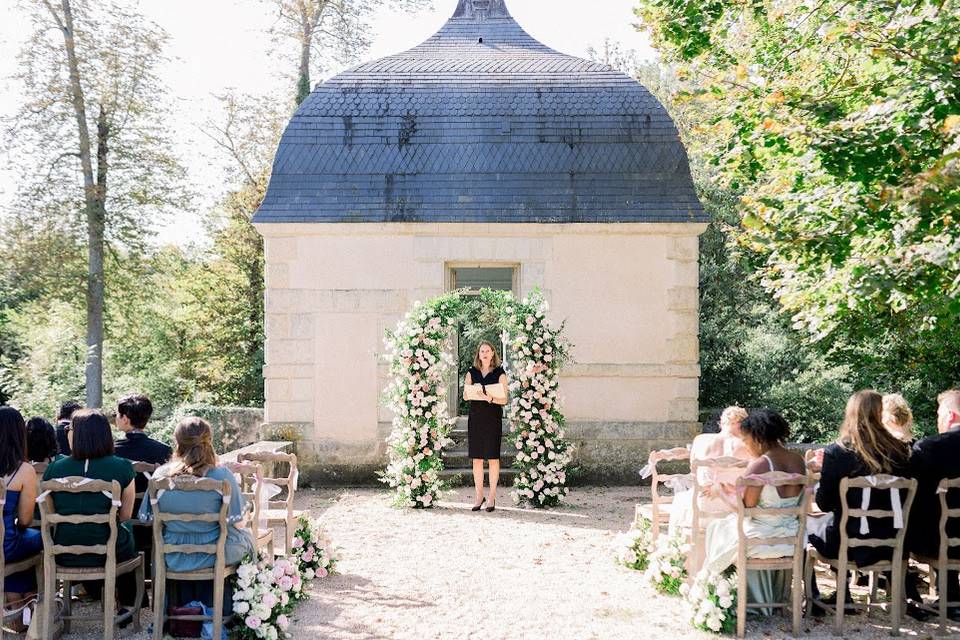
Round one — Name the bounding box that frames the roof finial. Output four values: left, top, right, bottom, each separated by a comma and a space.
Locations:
452, 0, 511, 20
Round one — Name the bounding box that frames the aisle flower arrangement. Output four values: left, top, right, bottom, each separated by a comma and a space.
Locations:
290, 514, 338, 593
681, 569, 738, 634
644, 530, 689, 595
381, 289, 572, 509
231, 517, 338, 639
613, 517, 654, 571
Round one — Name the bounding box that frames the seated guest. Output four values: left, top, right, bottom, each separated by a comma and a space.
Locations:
139, 417, 253, 611
42, 409, 140, 612
25, 417, 59, 463
908, 389, 960, 618
113, 393, 171, 594
669, 406, 752, 531
809, 390, 912, 567
54, 401, 82, 457
701, 409, 806, 608
0, 407, 43, 614
882, 393, 915, 443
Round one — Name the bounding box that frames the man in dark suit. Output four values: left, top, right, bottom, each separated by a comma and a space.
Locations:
909, 389, 960, 619
55, 401, 82, 456
114, 393, 171, 597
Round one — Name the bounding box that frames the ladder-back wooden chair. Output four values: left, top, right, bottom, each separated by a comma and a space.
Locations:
804, 448, 824, 482
804, 475, 917, 636
130, 462, 161, 525
0, 478, 43, 640
237, 452, 302, 554
38, 477, 145, 639
635, 447, 690, 542
733, 472, 811, 638
689, 456, 749, 574
149, 476, 236, 640
225, 461, 275, 559
29, 461, 49, 477
911, 477, 960, 635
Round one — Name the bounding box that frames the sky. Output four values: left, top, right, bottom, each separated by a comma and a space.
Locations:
0, 0, 655, 246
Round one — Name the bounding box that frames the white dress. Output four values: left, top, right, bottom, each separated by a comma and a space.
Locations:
701, 455, 801, 610
668, 437, 744, 533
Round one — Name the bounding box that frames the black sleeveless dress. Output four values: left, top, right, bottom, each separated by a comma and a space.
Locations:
467, 365, 505, 460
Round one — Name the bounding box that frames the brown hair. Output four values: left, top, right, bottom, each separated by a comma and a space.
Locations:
472, 341, 501, 370
169, 417, 217, 477
839, 390, 910, 474
70, 409, 115, 460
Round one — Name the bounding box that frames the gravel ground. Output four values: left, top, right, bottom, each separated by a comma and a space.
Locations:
22, 486, 960, 639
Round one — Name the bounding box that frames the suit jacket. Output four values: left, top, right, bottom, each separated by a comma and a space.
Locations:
55, 420, 71, 457
811, 442, 912, 567
908, 425, 960, 559
114, 431, 173, 494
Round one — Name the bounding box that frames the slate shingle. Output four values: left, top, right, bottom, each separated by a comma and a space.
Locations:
254, 0, 706, 224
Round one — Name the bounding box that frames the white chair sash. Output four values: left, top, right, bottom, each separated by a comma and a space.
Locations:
858, 475, 904, 535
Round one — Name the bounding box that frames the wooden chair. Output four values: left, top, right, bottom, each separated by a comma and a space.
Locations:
804, 475, 917, 636
733, 472, 811, 638
237, 452, 302, 554
689, 456, 749, 574
149, 475, 237, 640
0, 478, 43, 640
225, 461, 276, 559
30, 461, 50, 476
38, 477, 145, 640
635, 447, 690, 542
910, 477, 960, 635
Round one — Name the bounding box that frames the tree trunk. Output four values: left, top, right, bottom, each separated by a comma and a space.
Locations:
54, 0, 104, 407
296, 23, 312, 106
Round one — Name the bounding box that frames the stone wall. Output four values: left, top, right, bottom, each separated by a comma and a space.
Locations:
256, 222, 706, 484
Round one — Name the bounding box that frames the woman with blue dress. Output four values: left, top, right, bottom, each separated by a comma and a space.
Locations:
0, 407, 44, 614
139, 417, 254, 608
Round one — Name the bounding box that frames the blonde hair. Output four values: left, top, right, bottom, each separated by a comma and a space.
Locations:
839, 390, 910, 474
473, 341, 501, 370
882, 393, 913, 441
169, 417, 218, 477
719, 406, 748, 431
938, 389, 960, 412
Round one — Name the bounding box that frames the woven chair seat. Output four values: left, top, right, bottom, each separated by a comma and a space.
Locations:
55, 554, 142, 579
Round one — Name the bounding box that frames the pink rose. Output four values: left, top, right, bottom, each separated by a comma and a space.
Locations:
279, 575, 293, 591
303, 549, 314, 563
317, 566, 328, 578
291, 536, 304, 549
245, 616, 261, 629
262, 593, 277, 609
277, 615, 289, 630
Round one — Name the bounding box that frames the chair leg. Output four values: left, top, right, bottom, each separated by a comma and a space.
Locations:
792, 567, 803, 636
890, 561, 904, 637
133, 556, 145, 632
804, 550, 815, 618
939, 563, 948, 635
43, 568, 56, 640
62, 579, 72, 633
835, 564, 848, 636
103, 573, 116, 640
212, 570, 225, 640
737, 567, 748, 638
152, 573, 165, 640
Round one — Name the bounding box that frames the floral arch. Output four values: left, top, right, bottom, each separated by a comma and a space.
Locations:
380, 289, 573, 509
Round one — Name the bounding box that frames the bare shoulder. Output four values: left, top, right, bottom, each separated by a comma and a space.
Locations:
691, 433, 719, 458
746, 456, 771, 474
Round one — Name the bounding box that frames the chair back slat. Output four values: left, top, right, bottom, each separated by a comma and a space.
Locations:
937, 478, 960, 563
735, 473, 811, 554
31, 461, 49, 476
131, 461, 161, 500
837, 474, 917, 568
224, 461, 264, 539
38, 478, 122, 562
237, 452, 298, 514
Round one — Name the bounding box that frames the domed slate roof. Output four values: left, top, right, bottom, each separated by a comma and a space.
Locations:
254, 0, 705, 224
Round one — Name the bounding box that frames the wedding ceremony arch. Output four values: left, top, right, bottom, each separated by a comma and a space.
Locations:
380, 289, 573, 509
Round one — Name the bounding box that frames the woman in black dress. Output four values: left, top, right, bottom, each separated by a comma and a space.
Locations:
463, 341, 508, 512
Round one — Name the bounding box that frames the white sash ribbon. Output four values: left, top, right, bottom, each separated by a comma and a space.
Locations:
859, 476, 904, 535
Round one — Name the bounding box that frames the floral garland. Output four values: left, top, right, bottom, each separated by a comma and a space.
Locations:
613, 517, 655, 571
681, 568, 738, 634
505, 292, 572, 507
644, 530, 689, 596
380, 289, 572, 509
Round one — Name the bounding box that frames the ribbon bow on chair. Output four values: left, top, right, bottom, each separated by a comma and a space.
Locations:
858, 475, 904, 535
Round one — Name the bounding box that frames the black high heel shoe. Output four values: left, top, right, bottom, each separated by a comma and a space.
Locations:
485, 500, 496, 512
471, 497, 486, 511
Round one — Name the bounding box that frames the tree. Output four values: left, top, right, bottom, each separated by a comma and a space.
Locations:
263, 0, 432, 105
7, 0, 188, 407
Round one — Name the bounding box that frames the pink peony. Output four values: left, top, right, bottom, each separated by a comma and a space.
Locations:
245, 616, 261, 630
279, 575, 293, 591
277, 615, 289, 630
302, 549, 314, 563
262, 593, 278, 609
291, 536, 304, 549
317, 566, 328, 578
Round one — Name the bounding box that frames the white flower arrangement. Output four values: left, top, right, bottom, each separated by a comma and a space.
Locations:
613, 517, 654, 571
290, 514, 337, 596
681, 568, 738, 634
232, 552, 299, 640
643, 530, 689, 596
381, 289, 573, 509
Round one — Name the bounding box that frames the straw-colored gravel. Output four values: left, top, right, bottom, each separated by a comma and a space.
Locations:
33, 486, 960, 639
